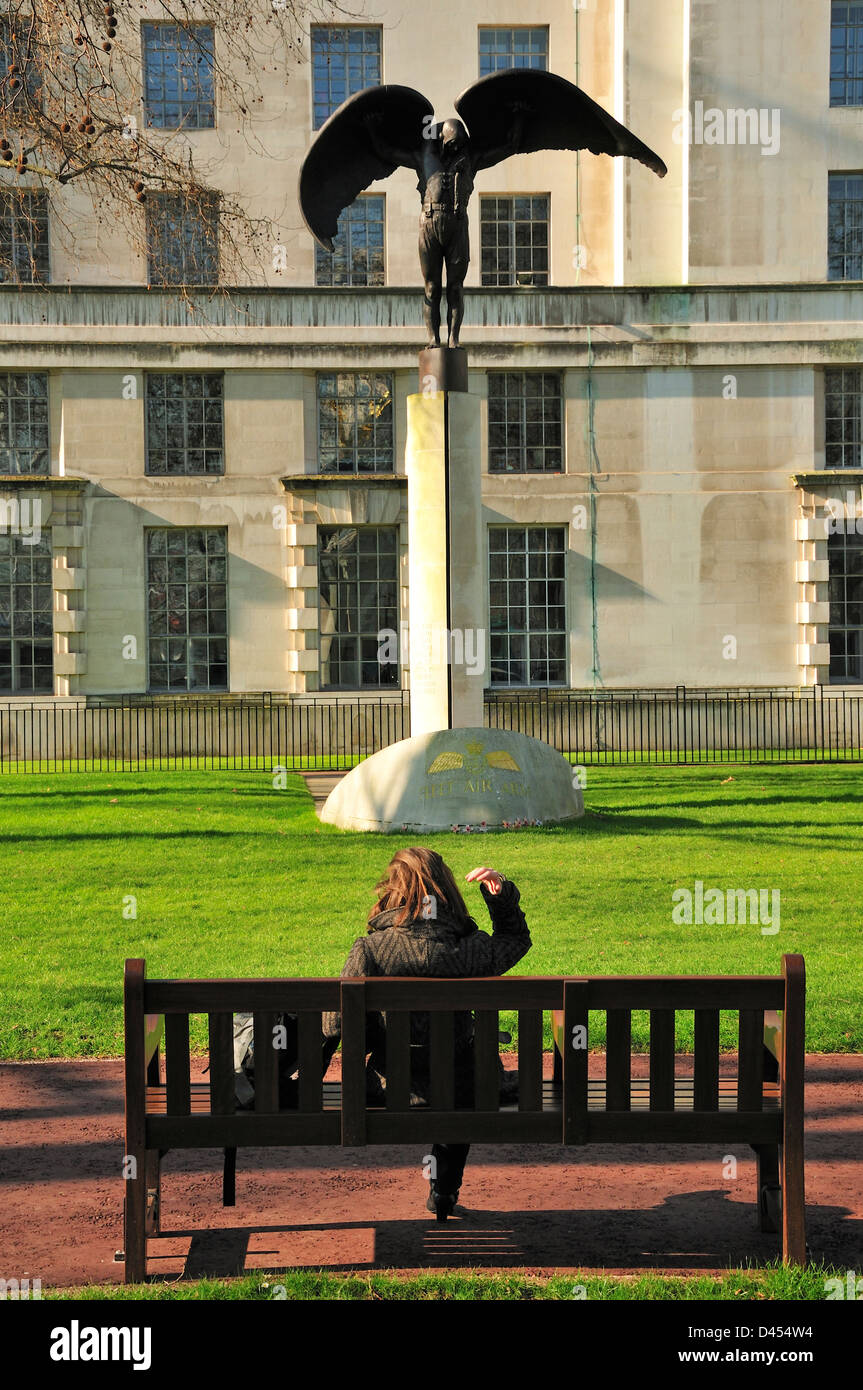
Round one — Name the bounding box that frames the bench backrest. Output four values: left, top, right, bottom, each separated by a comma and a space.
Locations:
124, 956, 804, 1149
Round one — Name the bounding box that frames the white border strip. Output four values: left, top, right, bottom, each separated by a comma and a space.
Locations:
613, 0, 625, 284
681, 0, 691, 283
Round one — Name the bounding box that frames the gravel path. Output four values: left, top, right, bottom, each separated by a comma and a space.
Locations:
1, 1054, 860, 1288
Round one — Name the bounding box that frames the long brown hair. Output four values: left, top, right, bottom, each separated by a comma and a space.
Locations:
368, 847, 477, 934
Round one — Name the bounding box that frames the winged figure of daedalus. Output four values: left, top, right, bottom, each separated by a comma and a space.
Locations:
299, 69, 667, 349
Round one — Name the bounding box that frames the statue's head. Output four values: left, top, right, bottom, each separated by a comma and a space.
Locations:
439, 119, 468, 153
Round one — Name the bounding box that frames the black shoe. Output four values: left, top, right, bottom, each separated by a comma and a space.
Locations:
426, 1183, 459, 1222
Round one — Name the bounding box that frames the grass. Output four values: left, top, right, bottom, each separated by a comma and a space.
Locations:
1, 763, 861, 1058
44, 1264, 838, 1301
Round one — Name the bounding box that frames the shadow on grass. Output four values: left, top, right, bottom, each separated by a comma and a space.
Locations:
0, 784, 309, 802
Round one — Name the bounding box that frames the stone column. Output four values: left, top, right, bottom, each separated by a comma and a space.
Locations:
405, 356, 484, 735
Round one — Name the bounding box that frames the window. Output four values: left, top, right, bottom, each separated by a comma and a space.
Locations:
828, 172, 863, 280
317, 372, 393, 473
142, 23, 215, 128
478, 27, 548, 76
146, 528, 228, 691
0, 16, 43, 112
0, 532, 53, 693
318, 526, 398, 688
146, 191, 219, 286
489, 526, 566, 686
829, 527, 863, 682
0, 190, 49, 284
315, 195, 385, 286
146, 374, 224, 475
311, 27, 381, 129
825, 368, 862, 468
480, 195, 549, 287
0, 372, 49, 475
831, 2, 863, 106
488, 372, 562, 473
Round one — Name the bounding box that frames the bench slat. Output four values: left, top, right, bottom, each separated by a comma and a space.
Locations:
253, 1011, 280, 1114
165, 1013, 191, 1116
430, 1011, 455, 1111
384, 1010, 411, 1111
474, 1010, 500, 1111
563, 980, 589, 1144
148, 980, 340, 1012
364, 978, 563, 1010
340, 980, 367, 1145
694, 1009, 720, 1111
738, 1008, 764, 1112
588, 979, 784, 1010
365, 1109, 563, 1145
208, 1013, 234, 1115
606, 1009, 631, 1112
649, 1010, 675, 1111
298, 1012, 323, 1113
517, 1008, 543, 1112
146, 1077, 782, 1118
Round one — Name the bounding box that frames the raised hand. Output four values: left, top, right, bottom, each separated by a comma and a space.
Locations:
465, 866, 503, 895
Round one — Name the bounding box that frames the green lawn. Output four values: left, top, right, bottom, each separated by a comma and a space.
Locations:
1, 763, 860, 1058
46, 1264, 835, 1301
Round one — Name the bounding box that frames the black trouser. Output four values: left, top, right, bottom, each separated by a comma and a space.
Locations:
431, 1142, 470, 1195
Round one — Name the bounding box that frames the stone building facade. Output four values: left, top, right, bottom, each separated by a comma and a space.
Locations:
0, 1, 861, 699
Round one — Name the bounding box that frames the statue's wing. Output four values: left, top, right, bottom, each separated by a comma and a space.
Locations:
299, 85, 434, 252
454, 69, 667, 178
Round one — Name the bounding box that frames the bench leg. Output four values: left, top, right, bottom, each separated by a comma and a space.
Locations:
145, 1150, 161, 1237
753, 1143, 781, 1233
780, 1139, 806, 1266
123, 1151, 147, 1285
223, 1147, 237, 1207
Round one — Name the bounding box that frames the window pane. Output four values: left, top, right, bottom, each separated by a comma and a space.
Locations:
316, 194, 386, 287
824, 367, 863, 466
478, 27, 548, 76
311, 27, 381, 128
831, 3, 863, 107
317, 371, 393, 473
829, 171, 863, 280
146, 373, 224, 474
145, 527, 228, 690
318, 526, 399, 688
147, 191, 219, 286
0, 532, 53, 691
142, 23, 215, 129
828, 523, 863, 682
479, 193, 549, 288
487, 371, 563, 473
0, 190, 50, 286
488, 527, 566, 687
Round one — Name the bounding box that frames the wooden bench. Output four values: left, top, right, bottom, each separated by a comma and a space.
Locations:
123, 953, 806, 1281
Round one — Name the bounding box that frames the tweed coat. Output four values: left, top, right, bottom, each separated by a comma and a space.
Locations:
322, 878, 530, 1103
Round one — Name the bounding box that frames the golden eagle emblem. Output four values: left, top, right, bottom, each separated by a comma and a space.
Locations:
427, 740, 521, 775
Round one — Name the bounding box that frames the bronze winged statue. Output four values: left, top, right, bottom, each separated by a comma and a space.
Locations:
299, 69, 667, 349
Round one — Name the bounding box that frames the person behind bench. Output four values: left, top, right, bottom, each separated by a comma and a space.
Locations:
322, 847, 531, 1220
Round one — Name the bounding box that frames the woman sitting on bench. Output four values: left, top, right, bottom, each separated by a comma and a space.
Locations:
322, 846, 531, 1221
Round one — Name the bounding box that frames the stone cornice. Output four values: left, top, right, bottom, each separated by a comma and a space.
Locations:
281, 473, 407, 490
0, 474, 87, 490
791, 470, 863, 487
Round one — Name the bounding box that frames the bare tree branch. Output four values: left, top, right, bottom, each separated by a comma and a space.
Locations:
0, 0, 364, 291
